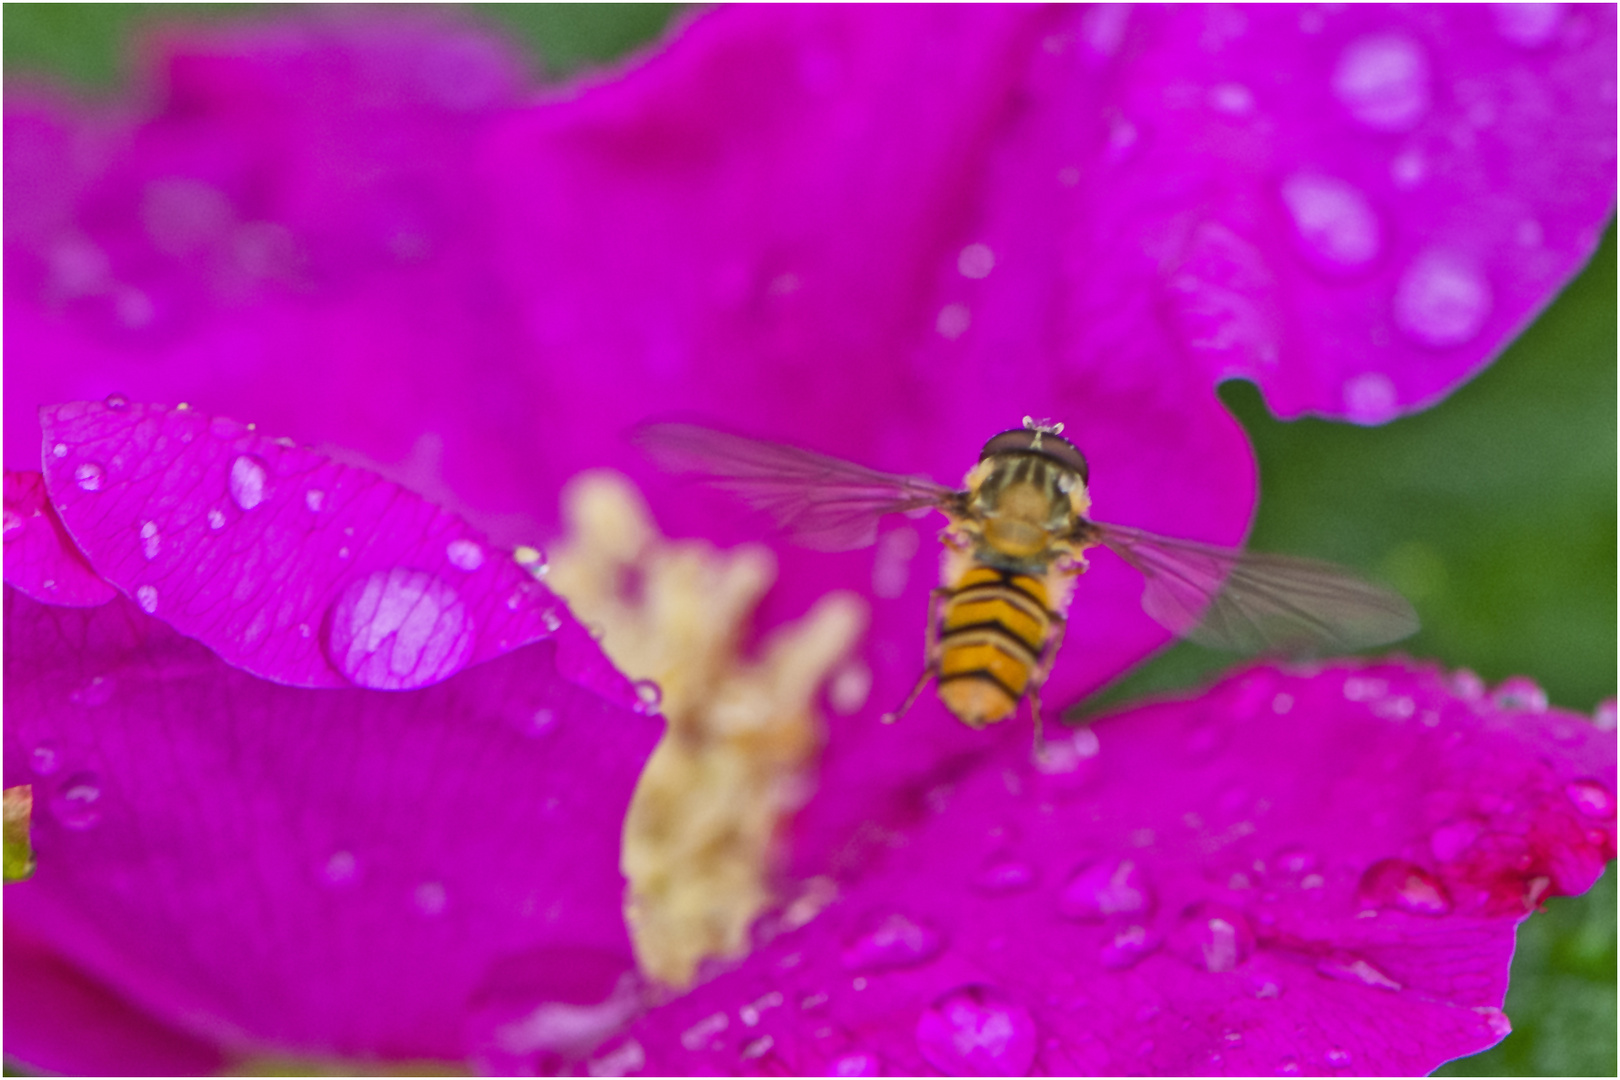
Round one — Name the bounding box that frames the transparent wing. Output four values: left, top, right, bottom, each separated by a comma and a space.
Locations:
1091, 521, 1419, 654
635, 422, 962, 551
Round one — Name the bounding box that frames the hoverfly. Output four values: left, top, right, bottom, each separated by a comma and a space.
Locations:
636, 418, 1418, 746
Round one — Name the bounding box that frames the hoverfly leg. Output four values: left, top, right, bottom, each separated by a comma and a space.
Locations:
1028, 613, 1067, 758
882, 670, 934, 726
882, 587, 949, 726
1028, 686, 1047, 756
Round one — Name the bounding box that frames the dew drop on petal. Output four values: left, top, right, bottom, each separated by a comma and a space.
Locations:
323, 568, 474, 690
413, 881, 448, 916
973, 857, 1037, 894
1316, 953, 1402, 991
1, 509, 21, 542
139, 520, 161, 561
51, 443, 68, 459
1474, 1005, 1513, 1039
840, 910, 946, 972
1207, 82, 1254, 116
588, 1039, 646, 1077
1277, 1056, 1301, 1075
631, 679, 662, 715
526, 708, 558, 737
446, 538, 485, 571
322, 850, 360, 886
73, 462, 105, 492
915, 984, 1037, 1077
740, 1036, 774, 1062
50, 773, 102, 830
1492, 4, 1564, 47
936, 303, 972, 341
1099, 923, 1162, 970
958, 243, 995, 280
30, 744, 61, 777
1491, 675, 1547, 712
541, 608, 563, 633
1393, 252, 1492, 349
828, 1051, 881, 1076
207, 508, 226, 531
1357, 858, 1452, 915
1342, 373, 1398, 424
513, 545, 548, 578
135, 585, 159, 614
1173, 904, 1256, 972
1060, 857, 1154, 921
1332, 34, 1431, 131
306, 489, 325, 513
1279, 174, 1381, 274
680, 1011, 729, 1051
1591, 699, 1616, 731
228, 454, 269, 511
1324, 1046, 1352, 1068
1565, 780, 1614, 819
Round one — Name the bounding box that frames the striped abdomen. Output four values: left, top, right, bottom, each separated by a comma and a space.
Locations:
935, 565, 1053, 727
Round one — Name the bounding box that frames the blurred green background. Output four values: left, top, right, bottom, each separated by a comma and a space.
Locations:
5, 4, 1614, 1076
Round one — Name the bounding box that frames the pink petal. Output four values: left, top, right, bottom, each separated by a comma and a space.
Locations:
39, 398, 631, 709
617, 661, 1615, 1075
3, 468, 117, 607
4, 584, 661, 1063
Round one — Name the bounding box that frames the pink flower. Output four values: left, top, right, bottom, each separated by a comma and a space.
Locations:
4, 6, 1613, 1074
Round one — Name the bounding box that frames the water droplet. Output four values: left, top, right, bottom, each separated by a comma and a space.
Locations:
1173, 904, 1255, 972
1077, 3, 1131, 59
30, 744, 61, 776
915, 984, 1037, 1077
513, 545, 548, 578
1565, 779, 1614, 819
936, 303, 971, 341
1429, 818, 1484, 862
1099, 923, 1162, 969
305, 489, 325, 513
1207, 82, 1254, 116
1393, 251, 1492, 349
541, 608, 563, 633
1033, 726, 1101, 784
228, 454, 269, 511
1450, 668, 1486, 700
1593, 699, 1617, 731
414, 881, 448, 916
1492, 676, 1547, 712
446, 538, 485, 572
104, 393, 129, 411
1060, 857, 1154, 921
1357, 858, 1452, 915
1280, 174, 1381, 274
1277, 1055, 1301, 1075
51, 443, 68, 459
1249, 975, 1282, 999
207, 508, 226, 530
631, 680, 662, 715
974, 856, 1037, 894
69, 674, 114, 708
135, 585, 159, 614
828, 661, 872, 715
524, 708, 558, 738
958, 243, 995, 280
1333, 34, 1431, 131
740, 1035, 774, 1061
73, 462, 105, 492
841, 910, 945, 972
1493, 4, 1564, 47
139, 520, 161, 561
828, 1051, 880, 1076
1474, 1004, 1512, 1039
681, 1011, 729, 1051
587, 1038, 646, 1077
1324, 1046, 1352, 1068
323, 850, 359, 886
1316, 953, 1402, 991
1342, 372, 1398, 423
323, 569, 474, 691
51, 772, 102, 829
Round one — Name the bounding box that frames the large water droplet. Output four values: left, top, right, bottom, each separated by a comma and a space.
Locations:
936, 303, 971, 341
1492, 4, 1565, 47
305, 489, 326, 513
51, 772, 103, 829
73, 462, 105, 492
1316, 953, 1402, 991
228, 454, 269, 511
1324, 1046, 1352, 1068
840, 910, 945, 972
1280, 174, 1381, 274
1342, 373, 1398, 424
322, 850, 360, 886
1173, 904, 1255, 972
1357, 858, 1452, 915
1393, 251, 1492, 349
631, 680, 662, 716
1099, 923, 1162, 970
206, 508, 227, 531
958, 243, 995, 280
1565, 779, 1614, 819
135, 585, 159, 614
915, 984, 1037, 1077
1059, 857, 1154, 921
1332, 34, 1431, 131
139, 520, 161, 561
323, 568, 474, 690
1491, 676, 1547, 712
468, 947, 643, 1074
446, 538, 485, 572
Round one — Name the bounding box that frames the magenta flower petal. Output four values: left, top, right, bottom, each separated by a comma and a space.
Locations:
4, 468, 117, 607
38, 398, 632, 709
618, 661, 1615, 1076
4, 582, 660, 1066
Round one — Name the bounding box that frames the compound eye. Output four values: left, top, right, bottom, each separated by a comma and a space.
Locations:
979, 429, 1090, 484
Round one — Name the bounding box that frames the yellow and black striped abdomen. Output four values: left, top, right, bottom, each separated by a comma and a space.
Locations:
935, 565, 1053, 727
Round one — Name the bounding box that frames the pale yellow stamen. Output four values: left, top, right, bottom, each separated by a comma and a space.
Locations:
545, 471, 867, 988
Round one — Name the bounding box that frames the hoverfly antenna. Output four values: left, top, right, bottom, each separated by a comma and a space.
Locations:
1021, 416, 1065, 450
